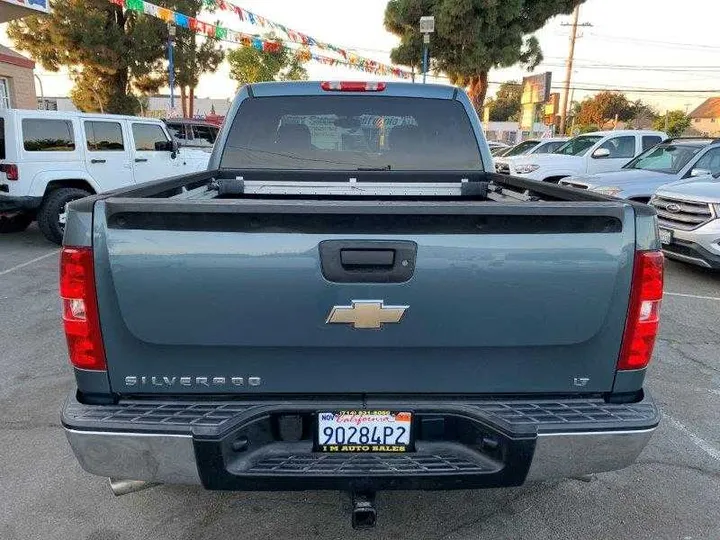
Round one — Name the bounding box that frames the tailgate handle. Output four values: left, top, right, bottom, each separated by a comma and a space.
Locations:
340, 249, 394, 267
320, 241, 417, 283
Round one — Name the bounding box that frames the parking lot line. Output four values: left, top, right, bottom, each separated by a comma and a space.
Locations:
664, 292, 720, 302
663, 413, 720, 462
0, 250, 59, 277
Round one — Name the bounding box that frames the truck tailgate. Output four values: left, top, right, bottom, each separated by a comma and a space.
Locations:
92, 199, 635, 395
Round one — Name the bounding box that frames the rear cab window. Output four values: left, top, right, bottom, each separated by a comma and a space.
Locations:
642, 136, 663, 152
85, 121, 124, 151
132, 123, 170, 151
220, 96, 482, 171
22, 118, 75, 151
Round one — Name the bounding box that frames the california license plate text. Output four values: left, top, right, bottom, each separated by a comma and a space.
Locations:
318, 411, 412, 452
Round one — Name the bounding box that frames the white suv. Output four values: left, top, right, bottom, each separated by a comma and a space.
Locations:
0, 109, 210, 243
495, 130, 667, 183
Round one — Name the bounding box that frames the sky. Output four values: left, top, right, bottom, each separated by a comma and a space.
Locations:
2, 0, 720, 113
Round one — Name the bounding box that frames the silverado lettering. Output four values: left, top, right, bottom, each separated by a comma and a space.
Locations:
124, 376, 262, 388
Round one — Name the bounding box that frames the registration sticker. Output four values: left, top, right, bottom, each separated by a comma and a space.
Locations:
317, 410, 413, 452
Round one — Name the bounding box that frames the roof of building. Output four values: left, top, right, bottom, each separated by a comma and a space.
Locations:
0, 44, 35, 69
689, 98, 720, 119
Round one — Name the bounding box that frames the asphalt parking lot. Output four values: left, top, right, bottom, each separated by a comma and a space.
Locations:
1, 225, 718, 540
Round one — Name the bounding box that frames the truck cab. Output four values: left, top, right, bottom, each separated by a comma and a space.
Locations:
0, 109, 210, 243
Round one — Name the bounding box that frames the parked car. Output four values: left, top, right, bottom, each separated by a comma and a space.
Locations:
497, 130, 667, 182
487, 140, 510, 156
650, 175, 720, 269
60, 81, 662, 529
560, 137, 720, 202
494, 137, 568, 171
164, 118, 219, 152
0, 109, 210, 243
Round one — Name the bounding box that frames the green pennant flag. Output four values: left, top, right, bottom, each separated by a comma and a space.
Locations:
215, 26, 227, 40
126, 0, 143, 10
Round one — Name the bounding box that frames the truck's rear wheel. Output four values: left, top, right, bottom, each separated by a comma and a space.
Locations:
37, 187, 91, 245
0, 212, 33, 233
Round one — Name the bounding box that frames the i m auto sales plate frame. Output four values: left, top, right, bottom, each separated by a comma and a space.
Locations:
316, 410, 414, 453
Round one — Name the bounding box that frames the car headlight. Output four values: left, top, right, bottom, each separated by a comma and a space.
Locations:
514, 164, 540, 174
592, 186, 622, 196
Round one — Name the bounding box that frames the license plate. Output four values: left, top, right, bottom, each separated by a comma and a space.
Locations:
659, 228, 673, 245
317, 411, 412, 452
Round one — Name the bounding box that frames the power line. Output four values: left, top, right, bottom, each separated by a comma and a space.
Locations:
584, 32, 720, 51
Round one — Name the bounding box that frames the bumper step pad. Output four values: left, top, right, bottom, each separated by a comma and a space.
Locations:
247, 452, 490, 475
63, 394, 660, 437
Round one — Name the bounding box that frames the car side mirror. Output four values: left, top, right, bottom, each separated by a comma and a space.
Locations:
690, 167, 712, 177
592, 148, 611, 159
155, 139, 179, 158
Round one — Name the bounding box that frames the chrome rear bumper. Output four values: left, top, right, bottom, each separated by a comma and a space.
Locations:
63, 392, 659, 489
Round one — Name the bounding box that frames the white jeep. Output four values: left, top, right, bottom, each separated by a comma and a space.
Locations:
0, 109, 210, 243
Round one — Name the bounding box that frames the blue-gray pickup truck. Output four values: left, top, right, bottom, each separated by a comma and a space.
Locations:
60, 81, 664, 529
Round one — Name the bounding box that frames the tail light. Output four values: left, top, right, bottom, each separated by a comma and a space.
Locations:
321, 81, 387, 92
60, 247, 106, 371
617, 251, 664, 370
0, 164, 19, 180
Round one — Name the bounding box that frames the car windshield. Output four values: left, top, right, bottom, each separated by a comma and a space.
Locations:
503, 140, 539, 157
623, 143, 704, 174
220, 95, 482, 171
554, 135, 604, 156
490, 145, 510, 156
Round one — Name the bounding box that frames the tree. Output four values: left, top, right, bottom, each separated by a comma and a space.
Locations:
227, 41, 308, 86
8, 0, 168, 114
171, 0, 224, 117
654, 110, 692, 137
384, 0, 585, 111
628, 99, 658, 129
576, 91, 636, 127
485, 81, 522, 121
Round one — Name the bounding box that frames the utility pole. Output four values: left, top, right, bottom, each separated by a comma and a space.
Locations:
559, 6, 591, 135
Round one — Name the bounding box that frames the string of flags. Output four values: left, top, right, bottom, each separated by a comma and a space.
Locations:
200, 0, 385, 70
109, 0, 413, 80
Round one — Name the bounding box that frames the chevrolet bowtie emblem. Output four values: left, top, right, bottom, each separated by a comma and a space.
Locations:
326, 300, 409, 329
